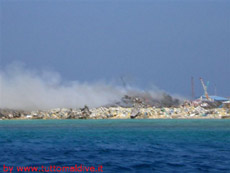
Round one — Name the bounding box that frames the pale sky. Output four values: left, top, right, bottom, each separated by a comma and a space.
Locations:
1, 0, 230, 97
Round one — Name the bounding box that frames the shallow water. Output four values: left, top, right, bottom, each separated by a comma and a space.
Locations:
0, 119, 230, 172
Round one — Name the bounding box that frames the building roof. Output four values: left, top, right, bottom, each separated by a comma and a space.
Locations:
205, 95, 229, 101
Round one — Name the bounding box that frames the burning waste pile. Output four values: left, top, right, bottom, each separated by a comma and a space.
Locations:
113, 93, 180, 108
0, 92, 180, 120
0, 92, 229, 120
0, 64, 229, 120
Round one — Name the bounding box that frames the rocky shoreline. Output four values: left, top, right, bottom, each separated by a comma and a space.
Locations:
0, 105, 230, 120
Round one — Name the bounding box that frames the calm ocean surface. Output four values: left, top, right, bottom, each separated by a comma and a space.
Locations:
0, 119, 230, 173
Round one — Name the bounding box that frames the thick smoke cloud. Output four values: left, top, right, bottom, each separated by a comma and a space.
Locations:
0, 63, 183, 111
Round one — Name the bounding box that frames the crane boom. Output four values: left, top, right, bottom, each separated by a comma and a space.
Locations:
200, 78, 210, 100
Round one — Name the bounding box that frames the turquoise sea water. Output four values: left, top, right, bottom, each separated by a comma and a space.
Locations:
0, 119, 230, 172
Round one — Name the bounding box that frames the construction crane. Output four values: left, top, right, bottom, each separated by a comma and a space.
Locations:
120, 76, 127, 89
200, 77, 211, 101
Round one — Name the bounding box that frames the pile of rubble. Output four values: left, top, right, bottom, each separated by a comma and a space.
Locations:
0, 105, 229, 120
1, 93, 229, 120
112, 93, 181, 108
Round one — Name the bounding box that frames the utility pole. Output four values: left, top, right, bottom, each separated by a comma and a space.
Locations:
191, 76, 195, 100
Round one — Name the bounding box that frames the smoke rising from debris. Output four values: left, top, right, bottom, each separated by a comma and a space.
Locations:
0, 63, 184, 110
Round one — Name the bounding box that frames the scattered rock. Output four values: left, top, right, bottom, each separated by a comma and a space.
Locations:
221, 115, 230, 119
80, 105, 91, 119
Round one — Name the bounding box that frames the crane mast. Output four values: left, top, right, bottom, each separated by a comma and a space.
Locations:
200, 78, 211, 100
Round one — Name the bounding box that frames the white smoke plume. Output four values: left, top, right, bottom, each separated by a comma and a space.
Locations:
0, 63, 183, 111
